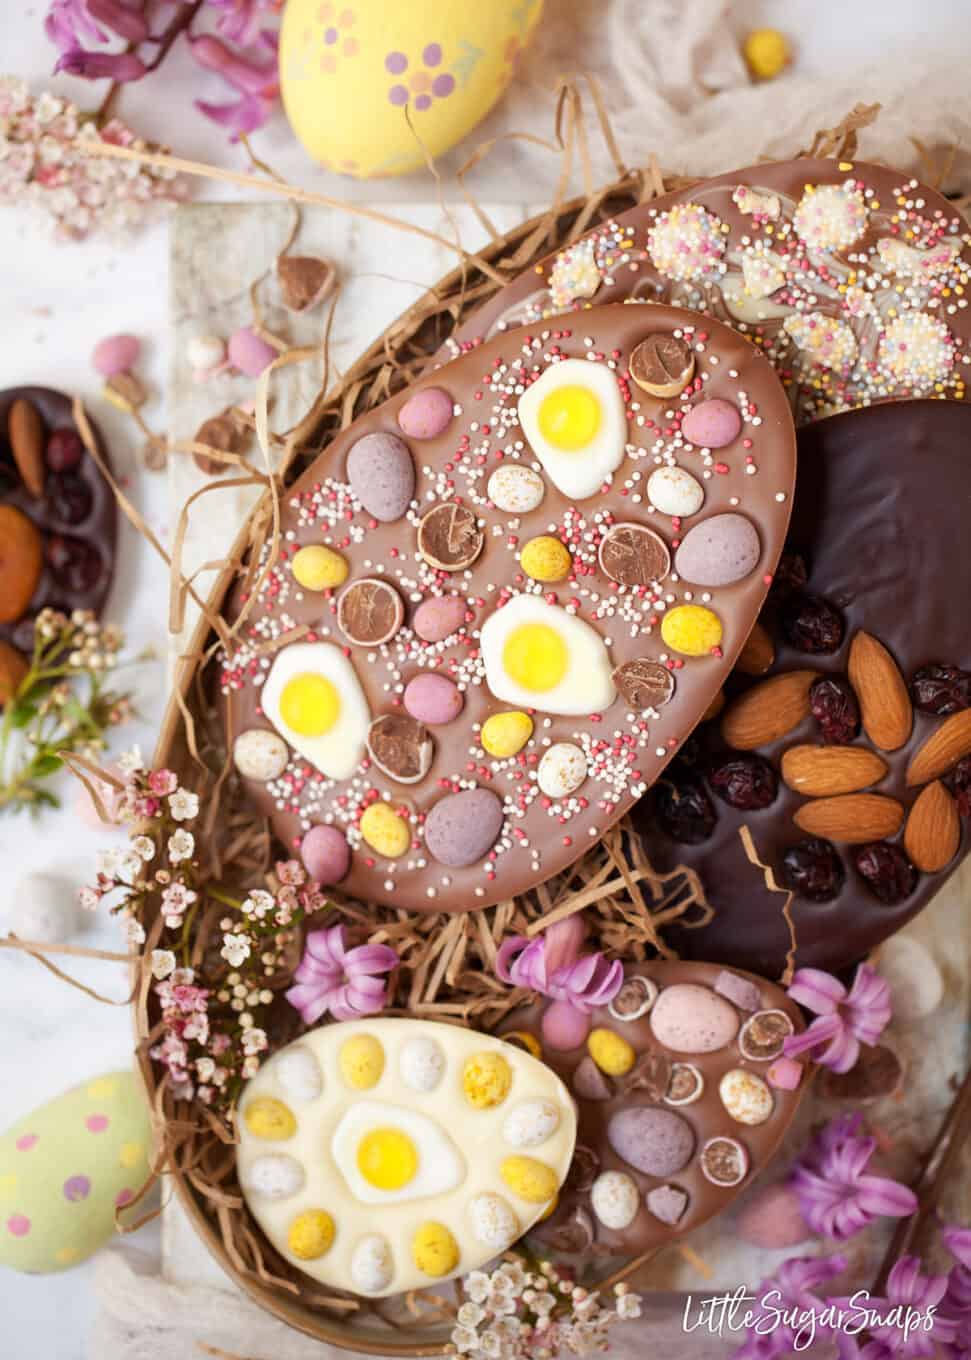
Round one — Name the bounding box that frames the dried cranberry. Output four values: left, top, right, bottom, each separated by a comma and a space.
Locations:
653, 766, 717, 844
780, 593, 845, 655
853, 842, 918, 904
676, 733, 705, 768
910, 663, 971, 716
45, 428, 84, 471
47, 472, 93, 526
46, 535, 103, 593
782, 837, 845, 902
944, 755, 971, 818
708, 754, 779, 810
810, 675, 860, 744
769, 551, 809, 599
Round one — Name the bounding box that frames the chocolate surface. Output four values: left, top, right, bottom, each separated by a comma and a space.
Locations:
220, 304, 796, 914
442, 158, 971, 424
499, 960, 806, 1258
635, 400, 971, 977
0, 387, 116, 658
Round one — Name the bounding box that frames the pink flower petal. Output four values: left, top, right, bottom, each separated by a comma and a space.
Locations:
787, 967, 847, 1014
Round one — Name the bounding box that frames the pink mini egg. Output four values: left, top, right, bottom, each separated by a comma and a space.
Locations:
681, 398, 742, 449
413, 595, 467, 643
397, 387, 454, 440
736, 1182, 811, 1249
92, 334, 140, 378
300, 824, 350, 884
228, 328, 277, 378
404, 672, 463, 725
542, 1000, 591, 1051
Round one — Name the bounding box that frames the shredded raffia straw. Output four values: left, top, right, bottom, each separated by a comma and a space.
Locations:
738, 826, 799, 985
69, 87, 876, 1347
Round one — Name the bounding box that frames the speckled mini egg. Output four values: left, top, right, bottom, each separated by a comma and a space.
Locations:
0, 1071, 151, 1273
280, 0, 545, 180
233, 728, 290, 782
537, 742, 588, 799
487, 463, 546, 514
502, 1100, 560, 1148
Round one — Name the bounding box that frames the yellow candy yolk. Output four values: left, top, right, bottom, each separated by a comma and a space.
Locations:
339, 1034, 385, 1090
502, 624, 568, 693
280, 672, 341, 736
537, 384, 602, 451
357, 1128, 419, 1191
288, 1209, 335, 1260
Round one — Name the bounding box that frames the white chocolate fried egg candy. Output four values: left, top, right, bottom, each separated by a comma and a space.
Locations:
236, 1019, 577, 1297
260, 641, 370, 781
480, 595, 616, 716
517, 358, 627, 500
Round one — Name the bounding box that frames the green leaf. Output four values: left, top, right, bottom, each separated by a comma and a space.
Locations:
31, 754, 63, 777
9, 701, 39, 729
32, 789, 60, 810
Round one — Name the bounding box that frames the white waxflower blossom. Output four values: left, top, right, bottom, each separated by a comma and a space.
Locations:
150, 949, 176, 980
131, 835, 156, 862
167, 829, 195, 864
220, 933, 251, 968
168, 788, 200, 822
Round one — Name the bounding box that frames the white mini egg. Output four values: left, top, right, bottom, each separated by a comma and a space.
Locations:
242, 1155, 306, 1200
275, 1046, 323, 1104
647, 466, 705, 519
487, 464, 546, 514
480, 595, 615, 716
187, 333, 226, 372
591, 1170, 639, 1230
350, 1234, 395, 1294
469, 1194, 519, 1251
517, 358, 628, 500
9, 872, 82, 943
537, 743, 588, 799
261, 641, 370, 781
331, 1101, 465, 1206
502, 1099, 561, 1148
399, 1036, 446, 1092
233, 728, 290, 782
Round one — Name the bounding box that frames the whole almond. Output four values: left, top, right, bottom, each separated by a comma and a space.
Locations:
848, 631, 912, 751
781, 744, 888, 796
906, 709, 971, 786
735, 620, 775, 676
8, 397, 45, 498
904, 780, 960, 872
0, 639, 28, 707
721, 670, 815, 750
702, 689, 725, 723
793, 793, 904, 843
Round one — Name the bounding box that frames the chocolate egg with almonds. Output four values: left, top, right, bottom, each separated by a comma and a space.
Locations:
220, 303, 795, 914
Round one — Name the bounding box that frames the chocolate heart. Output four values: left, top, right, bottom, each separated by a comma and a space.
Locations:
221, 303, 796, 915
443, 157, 971, 425
0, 387, 116, 663
498, 960, 806, 1257
635, 399, 971, 977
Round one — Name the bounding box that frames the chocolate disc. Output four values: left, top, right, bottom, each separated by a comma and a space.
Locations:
417, 503, 484, 572
367, 713, 433, 784
629, 334, 695, 398
613, 658, 675, 710
598, 522, 671, 586
337, 577, 404, 645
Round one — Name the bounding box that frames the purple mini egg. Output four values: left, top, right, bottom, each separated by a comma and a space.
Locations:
424, 787, 503, 868
346, 432, 415, 522
674, 513, 761, 587
736, 1183, 811, 1248
413, 594, 467, 643
404, 673, 464, 725
92, 334, 140, 377
397, 387, 454, 440
228, 327, 277, 378
607, 1107, 694, 1176
681, 398, 742, 449
300, 824, 350, 885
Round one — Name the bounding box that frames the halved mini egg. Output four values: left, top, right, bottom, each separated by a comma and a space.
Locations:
517, 358, 628, 500
260, 641, 370, 780
480, 595, 615, 716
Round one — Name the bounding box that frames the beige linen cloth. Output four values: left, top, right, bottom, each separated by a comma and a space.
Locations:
87, 1, 971, 1355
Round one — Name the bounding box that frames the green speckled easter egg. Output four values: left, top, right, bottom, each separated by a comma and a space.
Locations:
0, 1071, 151, 1273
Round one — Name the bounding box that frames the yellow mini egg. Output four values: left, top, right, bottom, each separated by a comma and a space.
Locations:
288, 1209, 335, 1259
661, 604, 724, 657
360, 802, 411, 858
587, 1028, 636, 1076
244, 1097, 298, 1141
501, 1030, 542, 1059
500, 1155, 559, 1204
292, 543, 349, 591
462, 1052, 512, 1109
481, 711, 533, 758
743, 28, 791, 81
340, 1034, 386, 1089
520, 535, 572, 583
0, 1071, 151, 1275
280, 0, 545, 180
412, 1220, 459, 1276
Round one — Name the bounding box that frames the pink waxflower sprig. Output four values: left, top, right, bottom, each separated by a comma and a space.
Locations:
42, 0, 283, 138
783, 963, 892, 1073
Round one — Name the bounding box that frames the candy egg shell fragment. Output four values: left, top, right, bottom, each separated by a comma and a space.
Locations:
235, 1019, 576, 1297
517, 357, 628, 500
608, 974, 658, 1021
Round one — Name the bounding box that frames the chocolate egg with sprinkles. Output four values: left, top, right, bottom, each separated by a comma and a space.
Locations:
219, 303, 795, 915
444, 157, 971, 424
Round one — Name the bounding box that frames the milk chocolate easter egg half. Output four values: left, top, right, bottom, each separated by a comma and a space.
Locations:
219, 303, 796, 914
635, 399, 971, 977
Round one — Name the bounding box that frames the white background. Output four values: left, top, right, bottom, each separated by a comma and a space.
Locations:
1, 2, 969, 1356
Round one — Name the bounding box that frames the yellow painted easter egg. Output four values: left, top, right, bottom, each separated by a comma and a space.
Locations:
0, 1071, 151, 1273
280, 0, 545, 179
